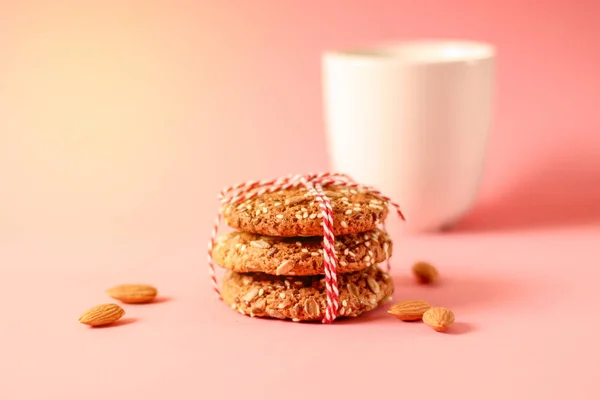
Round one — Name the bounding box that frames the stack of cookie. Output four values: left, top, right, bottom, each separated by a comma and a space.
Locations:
211, 185, 395, 321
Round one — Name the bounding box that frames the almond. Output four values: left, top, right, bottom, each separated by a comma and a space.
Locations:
79, 303, 125, 326
412, 261, 439, 284
106, 284, 158, 304
388, 300, 431, 321
423, 307, 455, 332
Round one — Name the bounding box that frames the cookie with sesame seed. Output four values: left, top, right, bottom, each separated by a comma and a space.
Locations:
221, 265, 394, 321
212, 228, 392, 276
222, 186, 389, 237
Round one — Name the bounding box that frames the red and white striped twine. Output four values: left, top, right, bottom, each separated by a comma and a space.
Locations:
208, 172, 405, 324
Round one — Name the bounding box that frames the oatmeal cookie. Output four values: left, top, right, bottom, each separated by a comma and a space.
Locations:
212, 228, 392, 276
221, 266, 394, 321
222, 186, 388, 237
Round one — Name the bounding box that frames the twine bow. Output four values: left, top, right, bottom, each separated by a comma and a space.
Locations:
208, 172, 405, 323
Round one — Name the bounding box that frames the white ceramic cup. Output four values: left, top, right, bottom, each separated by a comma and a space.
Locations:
322, 40, 496, 233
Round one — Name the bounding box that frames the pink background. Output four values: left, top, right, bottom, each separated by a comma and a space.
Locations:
1, 1, 599, 399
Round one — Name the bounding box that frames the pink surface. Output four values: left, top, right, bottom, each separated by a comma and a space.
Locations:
1, 1, 600, 399
3, 230, 600, 399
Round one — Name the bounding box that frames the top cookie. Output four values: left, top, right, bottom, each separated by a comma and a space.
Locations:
222, 186, 389, 237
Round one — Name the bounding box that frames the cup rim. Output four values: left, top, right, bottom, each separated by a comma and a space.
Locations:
323, 39, 496, 65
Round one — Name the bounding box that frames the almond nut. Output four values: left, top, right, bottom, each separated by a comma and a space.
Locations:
423, 307, 455, 332
79, 303, 125, 326
106, 284, 158, 304
412, 261, 439, 284
387, 300, 432, 321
